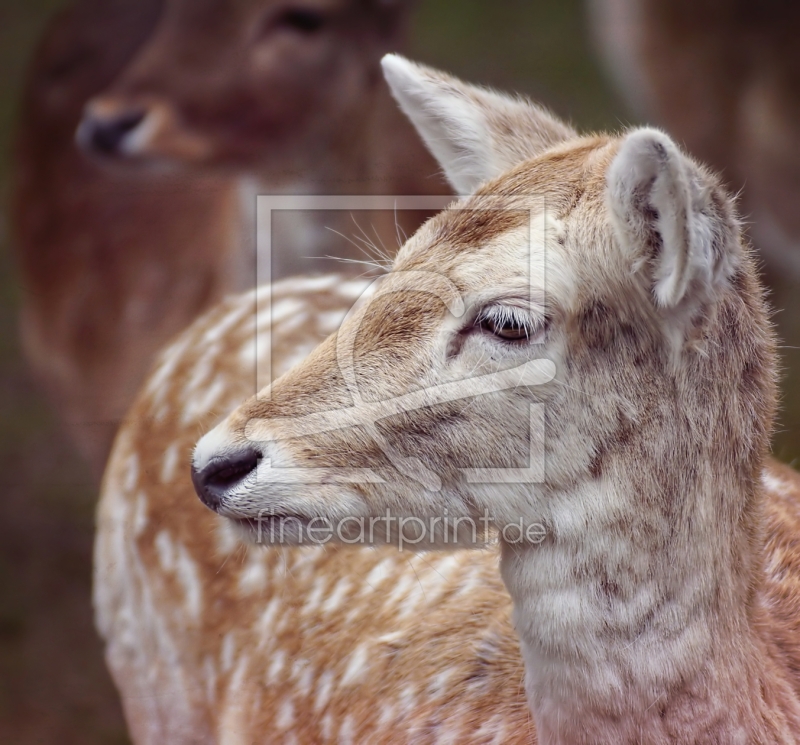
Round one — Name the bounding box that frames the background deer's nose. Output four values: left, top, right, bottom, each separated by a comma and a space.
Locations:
77, 107, 146, 156
191, 448, 261, 511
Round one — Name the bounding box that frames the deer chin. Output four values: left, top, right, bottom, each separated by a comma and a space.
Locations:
223, 513, 318, 547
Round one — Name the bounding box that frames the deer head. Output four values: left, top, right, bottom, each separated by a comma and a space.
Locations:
76, 0, 411, 168
191, 55, 770, 560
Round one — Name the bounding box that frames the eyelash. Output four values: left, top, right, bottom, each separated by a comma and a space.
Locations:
474, 306, 543, 343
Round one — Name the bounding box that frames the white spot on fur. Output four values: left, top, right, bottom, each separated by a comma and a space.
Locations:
133, 492, 148, 536
160, 443, 179, 483
271, 298, 304, 324
238, 340, 257, 369
267, 649, 286, 685
314, 670, 335, 712
475, 714, 506, 744
257, 598, 281, 646
203, 655, 218, 704
338, 714, 355, 745
322, 578, 350, 615
762, 470, 788, 495
341, 643, 369, 686
292, 275, 339, 292
124, 454, 139, 493
290, 547, 324, 581
174, 542, 202, 620
385, 571, 415, 607
183, 374, 227, 425
397, 581, 426, 618
221, 633, 236, 673
399, 684, 417, 714
303, 577, 328, 616
434, 727, 461, 745
317, 310, 347, 332
321, 713, 334, 741
375, 630, 405, 646
275, 311, 309, 334
276, 698, 295, 730
202, 303, 249, 345
182, 355, 213, 402
151, 531, 200, 621
238, 554, 268, 595
455, 565, 483, 597
144, 334, 190, 405
291, 659, 314, 697
155, 530, 175, 572
216, 520, 240, 556
362, 557, 396, 592
377, 702, 396, 728
436, 553, 464, 578
217, 655, 251, 745
338, 278, 372, 298
427, 668, 454, 699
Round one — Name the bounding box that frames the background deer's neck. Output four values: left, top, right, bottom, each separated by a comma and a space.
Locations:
498, 468, 800, 744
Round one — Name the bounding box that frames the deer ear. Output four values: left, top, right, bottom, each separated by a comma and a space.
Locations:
606, 128, 739, 309
381, 54, 576, 195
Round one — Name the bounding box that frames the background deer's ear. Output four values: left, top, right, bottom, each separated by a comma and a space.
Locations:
381, 54, 576, 195
607, 128, 740, 309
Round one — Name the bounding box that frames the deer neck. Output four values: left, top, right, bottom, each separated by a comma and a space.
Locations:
498, 467, 800, 744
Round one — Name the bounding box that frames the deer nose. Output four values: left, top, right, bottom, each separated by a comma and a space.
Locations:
191, 448, 261, 512
77, 107, 146, 156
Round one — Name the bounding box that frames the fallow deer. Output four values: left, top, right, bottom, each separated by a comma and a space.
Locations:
12, 0, 446, 478
98, 57, 800, 742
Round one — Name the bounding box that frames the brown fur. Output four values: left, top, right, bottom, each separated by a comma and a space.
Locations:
592, 0, 800, 279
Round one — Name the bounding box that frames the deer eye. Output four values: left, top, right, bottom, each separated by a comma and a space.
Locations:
475, 306, 543, 344
275, 7, 327, 33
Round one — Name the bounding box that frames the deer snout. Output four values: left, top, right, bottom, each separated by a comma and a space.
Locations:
191, 447, 262, 512
76, 99, 150, 157
77, 95, 213, 161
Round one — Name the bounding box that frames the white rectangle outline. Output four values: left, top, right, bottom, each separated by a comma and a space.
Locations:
252, 194, 547, 485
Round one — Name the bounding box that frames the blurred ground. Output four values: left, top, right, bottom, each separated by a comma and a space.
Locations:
0, 1, 797, 743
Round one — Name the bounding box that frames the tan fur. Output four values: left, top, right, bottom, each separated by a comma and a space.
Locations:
100, 59, 800, 742
12, 0, 448, 477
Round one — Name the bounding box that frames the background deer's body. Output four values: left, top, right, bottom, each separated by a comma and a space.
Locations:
99, 275, 800, 744
591, 0, 800, 281
97, 278, 534, 743
12, 0, 446, 477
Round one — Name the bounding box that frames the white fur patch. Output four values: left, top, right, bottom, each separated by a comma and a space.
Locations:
340, 643, 369, 686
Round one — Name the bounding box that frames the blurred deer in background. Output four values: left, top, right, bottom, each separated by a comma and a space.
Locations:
12, 0, 447, 479
591, 0, 800, 282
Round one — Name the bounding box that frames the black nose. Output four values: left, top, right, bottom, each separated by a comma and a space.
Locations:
191, 448, 261, 512
78, 109, 146, 155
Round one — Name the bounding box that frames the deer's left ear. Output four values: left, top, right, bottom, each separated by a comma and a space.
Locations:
607, 128, 740, 309
382, 54, 576, 195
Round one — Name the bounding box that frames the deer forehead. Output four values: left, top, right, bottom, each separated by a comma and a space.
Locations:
392, 142, 618, 301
